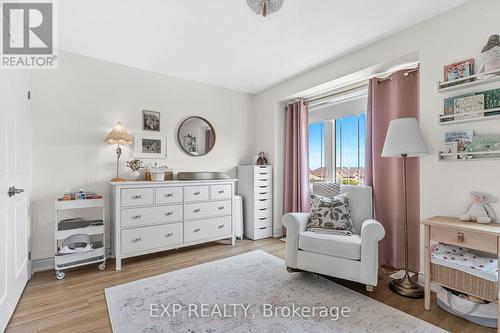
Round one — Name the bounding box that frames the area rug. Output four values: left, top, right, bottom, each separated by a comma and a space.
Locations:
105, 250, 445, 333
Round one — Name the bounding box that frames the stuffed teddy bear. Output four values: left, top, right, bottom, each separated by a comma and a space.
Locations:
460, 191, 497, 224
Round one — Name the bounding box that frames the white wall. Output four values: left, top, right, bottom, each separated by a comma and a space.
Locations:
254, 0, 500, 260
31, 51, 254, 260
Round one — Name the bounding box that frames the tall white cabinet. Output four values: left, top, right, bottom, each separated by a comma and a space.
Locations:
237, 165, 273, 240
110, 179, 236, 270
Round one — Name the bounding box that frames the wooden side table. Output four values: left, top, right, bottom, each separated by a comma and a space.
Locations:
422, 216, 500, 332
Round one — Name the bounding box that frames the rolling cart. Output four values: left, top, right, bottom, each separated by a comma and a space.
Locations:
54, 198, 106, 279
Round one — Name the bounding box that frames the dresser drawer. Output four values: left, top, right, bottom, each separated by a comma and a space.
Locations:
185, 186, 209, 202
254, 168, 272, 180
255, 216, 272, 229
156, 187, 183, 205
122, 205, 183, 228
255, 178, 272, 188
121, 188, 154, 207
252, 225, 272, 240
210, 184, 232, 200
185, 200, 232, 220
431, 226, 498, 254
121, 223, 182, 254
255, 189, 272, 200
184, 216, 231, 243
255, 206, 272, 219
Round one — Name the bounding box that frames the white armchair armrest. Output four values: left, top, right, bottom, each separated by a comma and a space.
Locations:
360, 219, 385, 286
282, 213, 309, 268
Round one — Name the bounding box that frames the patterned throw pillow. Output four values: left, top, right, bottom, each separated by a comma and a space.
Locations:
312, 181, 341, 198
306, 193, 354, 235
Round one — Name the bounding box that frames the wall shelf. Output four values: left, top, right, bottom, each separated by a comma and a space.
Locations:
438, 108, 500, 126
437, 69, 500, 93
438, 150, 500, 162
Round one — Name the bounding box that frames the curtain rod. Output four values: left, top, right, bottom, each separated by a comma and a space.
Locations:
306, 81, 368, 103
377, 67, 419, 83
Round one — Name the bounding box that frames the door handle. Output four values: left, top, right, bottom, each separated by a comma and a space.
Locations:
8, 186, 24, 197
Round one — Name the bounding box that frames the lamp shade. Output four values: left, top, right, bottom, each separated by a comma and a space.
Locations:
105, 122, 132, 145
382, 118, 428, 157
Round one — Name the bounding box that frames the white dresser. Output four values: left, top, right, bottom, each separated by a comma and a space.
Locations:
110, 179, 236, 270
237, 165, 273, 240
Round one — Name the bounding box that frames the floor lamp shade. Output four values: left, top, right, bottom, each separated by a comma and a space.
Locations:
382, 118, 428, 157
106, 122, 132, 182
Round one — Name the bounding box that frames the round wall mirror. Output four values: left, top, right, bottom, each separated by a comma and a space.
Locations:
177, 116, 216, 156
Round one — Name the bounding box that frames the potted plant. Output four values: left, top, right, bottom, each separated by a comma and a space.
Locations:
126, 159, 143, 181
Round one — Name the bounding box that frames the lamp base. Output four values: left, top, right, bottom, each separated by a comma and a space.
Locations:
389, 273, 424, 298
110, 177, 127, 182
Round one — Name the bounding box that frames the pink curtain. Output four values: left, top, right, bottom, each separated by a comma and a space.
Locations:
284, 100, 310, 214
366, 68, 420, 272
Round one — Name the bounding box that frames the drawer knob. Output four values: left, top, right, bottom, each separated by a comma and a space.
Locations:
165, 232, 173, 238
165, 193, 173, 198
457, 232, 464, 243
259, 192, 267, 195
259, 208, 267, 211
259, 227, 267, 230
218, 190, 224, 194
165, 211, 173, 216
132, 195, 142, 199
193, 208, 201, 213
218, 224, 225, 229
132, 237, 142, 243
132, 214, 142, 219
193, 228, 201, 233
218, 206, 225, 210
193, 191, 201, 195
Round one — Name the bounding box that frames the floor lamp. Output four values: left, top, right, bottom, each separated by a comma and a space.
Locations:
105, 122, 132, 182
382, 118, 428, 298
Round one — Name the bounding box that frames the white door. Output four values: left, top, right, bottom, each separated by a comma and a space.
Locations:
0, 69, 31, 331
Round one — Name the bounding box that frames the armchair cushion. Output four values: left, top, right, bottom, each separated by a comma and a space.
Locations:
298, 231, 361, 260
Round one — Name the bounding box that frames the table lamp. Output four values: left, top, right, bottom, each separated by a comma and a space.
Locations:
105, 122, 132, 182
382, 117, 428, 298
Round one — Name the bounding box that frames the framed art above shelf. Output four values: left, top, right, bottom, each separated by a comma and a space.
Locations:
437, 68, 500, 93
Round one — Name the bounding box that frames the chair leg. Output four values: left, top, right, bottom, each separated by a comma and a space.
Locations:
366, 285, 374, 292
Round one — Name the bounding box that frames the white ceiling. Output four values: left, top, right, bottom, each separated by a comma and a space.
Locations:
58, 0, 468, 94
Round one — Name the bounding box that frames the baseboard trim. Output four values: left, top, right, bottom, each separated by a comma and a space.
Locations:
273, 227, 284, 238
32, 257, 54, 272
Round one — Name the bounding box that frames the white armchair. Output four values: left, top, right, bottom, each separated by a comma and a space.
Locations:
282, 185, 385, 290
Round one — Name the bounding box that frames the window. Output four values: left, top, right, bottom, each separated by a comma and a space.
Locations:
308, 113, 366, 185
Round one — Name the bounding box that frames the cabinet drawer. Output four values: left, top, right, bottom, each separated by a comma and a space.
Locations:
185, 186, 209, 202
184, 216, 231, 243
121, 188, 154, 207
255, 206, 272, 219
252, 225, 272, 240
121, 223, 182, 254
185, 200, 232, 220
210, 184, 232, 200
255, 198, 272, 210
254, 168, 272, 179
255, 189, 272, 200
255, 216, 272, 229
156, 187, 183, 204
255, 178, 272, 188
431, 226, 497, 254
122, 205, 183, 228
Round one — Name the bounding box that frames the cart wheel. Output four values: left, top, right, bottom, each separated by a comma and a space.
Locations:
98, 262, 106, 271
56, 271, 65, 280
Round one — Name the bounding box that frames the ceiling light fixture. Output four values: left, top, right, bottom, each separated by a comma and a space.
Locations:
247, 0, 284, 17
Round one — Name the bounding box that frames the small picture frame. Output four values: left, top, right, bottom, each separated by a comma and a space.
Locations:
134, 134, 166, 159
443, 59, 474, 82
143, 110, 160, 131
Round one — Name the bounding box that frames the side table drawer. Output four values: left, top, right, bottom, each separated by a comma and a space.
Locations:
431, 226, 497, 254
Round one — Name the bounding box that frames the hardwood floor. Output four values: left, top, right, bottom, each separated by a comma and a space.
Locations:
6, 238, 494, 333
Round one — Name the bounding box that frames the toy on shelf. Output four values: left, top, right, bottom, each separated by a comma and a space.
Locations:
459, 191, 497, 224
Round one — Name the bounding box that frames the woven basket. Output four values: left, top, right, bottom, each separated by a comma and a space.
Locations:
431, 263, 497, 302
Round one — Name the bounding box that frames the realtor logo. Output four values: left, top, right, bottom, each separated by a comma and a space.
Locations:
1, 0, 57, 68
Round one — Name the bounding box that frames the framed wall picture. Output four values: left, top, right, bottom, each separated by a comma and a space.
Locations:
134, 134, 166, 159
143, 110, 160, 131
443, 59, 474, 82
